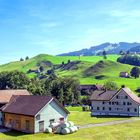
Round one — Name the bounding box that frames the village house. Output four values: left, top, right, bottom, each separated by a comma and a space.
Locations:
2, 95, 69, 133
90, 87, 140, 117
80, 84, 103, 95
0, 90, 30, 125
119, 72, 129, 78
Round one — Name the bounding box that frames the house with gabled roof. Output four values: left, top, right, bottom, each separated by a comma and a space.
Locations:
2, 95, 69, 133
90, 87, 140, 117
0, 90, 30, 126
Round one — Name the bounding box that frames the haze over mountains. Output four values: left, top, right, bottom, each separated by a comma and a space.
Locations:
58, 42, 140, 56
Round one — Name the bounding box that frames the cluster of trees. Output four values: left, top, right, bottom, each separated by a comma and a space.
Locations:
117, 55, 140, 66
0, 71, 81, 106
20, 56, 29, 61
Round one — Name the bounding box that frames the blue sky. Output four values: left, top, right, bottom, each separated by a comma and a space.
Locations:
0, 0, 140, 64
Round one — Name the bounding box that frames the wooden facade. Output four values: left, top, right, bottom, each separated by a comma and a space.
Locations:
4, 113, 35, 133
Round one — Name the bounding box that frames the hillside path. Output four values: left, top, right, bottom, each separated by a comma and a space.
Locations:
78, 118, 140, 129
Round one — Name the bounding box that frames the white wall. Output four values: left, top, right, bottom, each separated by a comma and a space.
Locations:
91, 90, 140, 116
34, 100, 68, 133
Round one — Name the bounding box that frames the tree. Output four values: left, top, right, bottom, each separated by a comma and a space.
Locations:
39, 66, 44, 72
62, 61, 64, 65
25, 56, 29, 60
102, 50, 107, 59
68, 60, 71, 63
20, 58, 24, 61
0, 71, 30, 89
44, 76, 81, 105
130, 67, 140, 79
119, 50, 125, 55
104, 81, 118, 90
27, 79, 46, 95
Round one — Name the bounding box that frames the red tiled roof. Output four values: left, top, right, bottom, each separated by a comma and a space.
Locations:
2, 95, 69, 116
0, 90, 30, 103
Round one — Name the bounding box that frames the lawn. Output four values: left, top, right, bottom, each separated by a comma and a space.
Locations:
67, 107, 131, 126
0, 119, 140, 140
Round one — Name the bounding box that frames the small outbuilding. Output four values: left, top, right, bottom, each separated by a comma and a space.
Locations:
119, 72, 129, 78
2, 95, 69, 133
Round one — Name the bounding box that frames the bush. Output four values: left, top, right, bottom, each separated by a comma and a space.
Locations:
104, 81, 118, 90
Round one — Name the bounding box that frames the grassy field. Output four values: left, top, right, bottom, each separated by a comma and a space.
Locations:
67, 107, 130, 126
0, 54, 140, 91
0, 109, 139, 140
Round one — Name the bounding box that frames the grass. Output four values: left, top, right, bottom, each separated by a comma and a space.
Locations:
0, 54, 140, 91
67, 107, 131, 126
0, 115, 140, 140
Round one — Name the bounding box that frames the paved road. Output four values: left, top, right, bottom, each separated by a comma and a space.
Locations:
79, 118, 140, 129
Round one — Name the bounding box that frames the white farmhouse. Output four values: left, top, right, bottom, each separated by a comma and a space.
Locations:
90, 88, 140, 116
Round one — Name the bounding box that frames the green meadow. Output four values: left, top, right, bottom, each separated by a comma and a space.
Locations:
0, 54, 139, 91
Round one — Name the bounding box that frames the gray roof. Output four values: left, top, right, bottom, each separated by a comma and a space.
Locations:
90, 90, 118, 101
90, 88, 140, 104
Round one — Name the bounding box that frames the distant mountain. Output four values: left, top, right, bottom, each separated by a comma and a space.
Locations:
128, 45, 140, 53
58, 42, 140, 56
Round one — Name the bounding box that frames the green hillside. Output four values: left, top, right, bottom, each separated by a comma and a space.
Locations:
0, 54, 139, 91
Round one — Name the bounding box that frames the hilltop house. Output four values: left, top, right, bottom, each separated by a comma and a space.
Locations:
90, 88, 140, 117
0, 90, 30, 125
2, 95, 69, 133
119, 72, 129, 78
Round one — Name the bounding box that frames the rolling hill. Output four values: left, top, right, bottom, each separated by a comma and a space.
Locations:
0, 54, 139, 92
58, 42, 140, 56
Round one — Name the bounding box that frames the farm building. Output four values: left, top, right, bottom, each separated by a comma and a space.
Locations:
0, 90, 30, 125
2, 95, 69, 133
80, 84, 103, 95
119, 72, 129, 78
90, 87, 140, 117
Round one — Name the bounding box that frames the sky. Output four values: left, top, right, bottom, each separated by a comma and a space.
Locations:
0, 0, 140, 64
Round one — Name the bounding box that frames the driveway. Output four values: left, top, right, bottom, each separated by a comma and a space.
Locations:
79, 118, 140, 129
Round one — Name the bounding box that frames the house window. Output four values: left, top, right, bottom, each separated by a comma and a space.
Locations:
109, 102, 111, 105
134, 108, 137, 112
123, 102, 126, 105
25, 120, 30, 130
102, 101, 105, 104
59, 118, 64, 122
127, 108, 130, 112
116, 102, 119, 105
102, 107, 105, 110
97, 107, 100, 110
116, 95, 119, 99
125, 96, 128, 99
36, 114, 40, 120
127, 102, 130, 105
49, 119, 55, 124
112, 102, 114, 105
129, 103, 132, 105
109, 107, 111, 111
